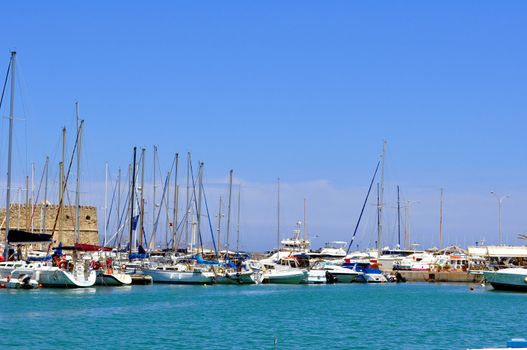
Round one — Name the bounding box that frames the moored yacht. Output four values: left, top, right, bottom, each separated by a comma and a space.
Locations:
483, 268, 527, 292
143, 263, 215, 284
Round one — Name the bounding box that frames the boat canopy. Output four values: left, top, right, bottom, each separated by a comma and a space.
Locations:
74, 243, 112, 252
7, 229, 53, 244
194, 255, 220, 266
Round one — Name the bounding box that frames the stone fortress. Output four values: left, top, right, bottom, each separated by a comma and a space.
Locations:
0, 203, 99, 246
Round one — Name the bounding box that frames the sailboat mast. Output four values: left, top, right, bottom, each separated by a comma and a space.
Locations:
4, 51, 16, 255
59, 127, 66, 244
377, 183, 381, 255
277, 177, 280, 250
172, 153, 179, 251
303, 198, 307, 242
216, 196, 222, 253
378, 140, 387, 258
43, 157, 49, 233
226, 169, 233, 254
439, 188, 444, 249
397, 185, 401, 248
117, 167, 121, 231
139, 148, 145, 248
196, 162, 204, 253
236, 185, 241, 252
104, 162, 108, 246
185, 152, 191, 250
31, 163, 35, 232
75, 102, 83, 244
129, 147, 137, 259
151, 145, 157, 250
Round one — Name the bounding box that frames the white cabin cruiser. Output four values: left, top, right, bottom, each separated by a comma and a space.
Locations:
483, 268, 527, 292
143, 264, 215, 284
260, 256, 308, 284
309, 241, 347, 259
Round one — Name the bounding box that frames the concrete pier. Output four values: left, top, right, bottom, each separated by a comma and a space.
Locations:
396, 270, 483, 283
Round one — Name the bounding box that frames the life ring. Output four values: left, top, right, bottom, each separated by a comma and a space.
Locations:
58, 260, 68, 269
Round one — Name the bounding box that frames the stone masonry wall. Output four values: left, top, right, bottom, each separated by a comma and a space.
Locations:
0, 203, 99, 246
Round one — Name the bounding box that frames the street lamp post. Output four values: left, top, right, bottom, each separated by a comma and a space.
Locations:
490, 191, 509, 245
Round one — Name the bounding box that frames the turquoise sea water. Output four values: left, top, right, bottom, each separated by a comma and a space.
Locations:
0, 283, 525, 349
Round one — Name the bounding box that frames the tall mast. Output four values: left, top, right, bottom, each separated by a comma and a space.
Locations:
4, 51, 16, 255
117, 167, 121, 232
378, 140, 387, 258
303, 198, 307, 242
151, 145, 157, 250
185, 152, 191, 249
172, 153, 179, 251
139, 148, 145, 248
397, 185, 401, 248
376, 183, 381, 256
216, 196, 223, 253
129, 147, 137, 259
59, 127, 66, 244
439, 188, 444, 249
277, 177, 280, 250
74, 102, 83, 244
404, 204, 408, 249
196, 162, 204, 253
165, 170, 171, 249
103, 162, 108, 246
43, 157, 49, 233
25, 176, 29, 231
31, 163, 35, 232
236, 185, 241, 252
226, 169, 233, 253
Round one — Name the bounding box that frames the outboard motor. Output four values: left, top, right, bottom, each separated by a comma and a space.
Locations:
19, 274, 32, 288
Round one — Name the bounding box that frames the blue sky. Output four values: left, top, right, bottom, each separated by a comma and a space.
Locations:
1, 1, 527, 250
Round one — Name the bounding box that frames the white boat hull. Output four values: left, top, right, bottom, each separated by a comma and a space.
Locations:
37, 268, 97, 288
484, 268, 527, 291
262, 270, 306, 284
326, 271, 362, 283
215, 271, 258, 284
95, 271, 132, 286
144, 269, 214, 284
306, 270, 327, 284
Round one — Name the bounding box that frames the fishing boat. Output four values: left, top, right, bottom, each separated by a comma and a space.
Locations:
483, 268, 527, 292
